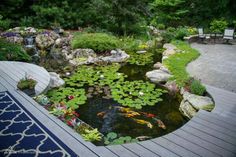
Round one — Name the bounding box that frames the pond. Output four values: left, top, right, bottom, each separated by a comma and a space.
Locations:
44, 49, 187, 146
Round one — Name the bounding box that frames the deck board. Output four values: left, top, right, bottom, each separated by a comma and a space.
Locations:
175, 129, 235, 157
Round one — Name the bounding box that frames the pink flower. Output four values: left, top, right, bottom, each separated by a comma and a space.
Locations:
68, 95, 74, 100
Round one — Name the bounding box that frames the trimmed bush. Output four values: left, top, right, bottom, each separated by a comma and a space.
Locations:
0, 39, 31, 61
71, 33, 120, 53
210, 19, 228, 33
190, 80, 206, 96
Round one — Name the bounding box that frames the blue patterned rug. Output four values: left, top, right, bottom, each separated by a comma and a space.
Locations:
0, 91, 77, 157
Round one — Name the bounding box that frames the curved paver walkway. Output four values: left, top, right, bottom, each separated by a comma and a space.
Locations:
0, 61, 50, 95
0, 61, 236, 156
187, 43, 236, 93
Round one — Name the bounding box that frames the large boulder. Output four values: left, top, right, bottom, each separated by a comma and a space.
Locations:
163, 43, 177, 50
101, 49, 130, 63
49, 72, 65, 88
146, 69, 172, 83
71, 48, 96, 58
179, 91, 214, 119
36, 31, 59, 49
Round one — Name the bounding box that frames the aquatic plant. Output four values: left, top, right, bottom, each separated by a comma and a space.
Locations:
127, 51, 154, 66
111, 80, 167, 109
47, 87, 87, 109
104, 132, 138, 145
64, 64, 126, 88
81, 128, 102, 142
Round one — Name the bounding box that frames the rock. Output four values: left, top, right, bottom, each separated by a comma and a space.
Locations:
49, 72, 65, 88
163, 49, 176, 56
153, 62, 163, 69
183, 92, 214, 111
179, 91, 215, 119
136, 50, 147, 54
50, 47, 64, 60
164, 81, 179, 94
163, 43, 177, 50
160, 66, 170, 74
36, 33, 55, 49
71, 49, 96, 58
101, 49, 130, 63
146, 70, 172, 83
179, 100, 197, 119
55, 37, 70, 48
5, 35, 24, 44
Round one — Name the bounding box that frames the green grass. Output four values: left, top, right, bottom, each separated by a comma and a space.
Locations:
163, 40, 200, 87
71, 33, 120, 53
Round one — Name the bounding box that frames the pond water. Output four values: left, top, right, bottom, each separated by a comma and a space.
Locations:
45, 48, 187, 146
75, 63, 187, 145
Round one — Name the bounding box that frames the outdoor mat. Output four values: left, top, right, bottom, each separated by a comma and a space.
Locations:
0, 91, 77, 156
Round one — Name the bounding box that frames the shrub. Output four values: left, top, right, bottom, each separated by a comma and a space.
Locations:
175, 27, 189, 40
0, 15, 11, 31
120, 37, 140, 52
71, 33, 120, 53
0, 39, 31, 61
156, 24, 165, 30
210, 19, 228, 33
190, 80, 206, 96
161, 31, 175, 43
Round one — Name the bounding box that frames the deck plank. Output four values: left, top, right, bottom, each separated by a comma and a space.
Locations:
175, 129, 235, 157
164, 133, 220, 157
106, 145, 139, 157
152, 137, 200, 157
182, 125, 236, 154
192, 116, 236, 138
138, 140, 180, 157
122, 143, 160, 157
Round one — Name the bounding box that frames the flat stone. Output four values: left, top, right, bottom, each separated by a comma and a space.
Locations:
49, 72, 65, 88
153, 62, 163, 69
146, 70, 172, 83
163, 43, 177, 50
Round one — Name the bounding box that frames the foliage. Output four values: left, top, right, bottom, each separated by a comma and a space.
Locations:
210, 19, 228, 33
127, 51, 154, 66
0, 15, 11, 30
34, 94, 50, 106
151, 0, 189, 26
163, 40, 200, 87
64, 64, 126, 88
81, 129, 102, 142
72, 33, 120, 53
175, 27, 190, 40
17, 78, 37, 90
111, 80, 166, 109
47, 87, 87, 109
190, 80, 206, 96
0, 38, 31, 61
104, 132, 138, 145
120, 37, 140, 52
161, 31, 175, 43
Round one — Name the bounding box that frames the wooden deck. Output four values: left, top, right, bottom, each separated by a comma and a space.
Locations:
0, 61, 236, 157
0, 61, 50, 95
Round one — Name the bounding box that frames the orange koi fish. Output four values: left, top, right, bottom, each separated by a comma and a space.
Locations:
132, 118, 153, 129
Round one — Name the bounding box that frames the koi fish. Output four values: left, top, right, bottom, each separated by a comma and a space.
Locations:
136, 136, 152, 141
119, 112, 140, 118
132, 118, 153, 129
140, 112, 156, 118
97, 111, 106, 118
152, 117, 166, 129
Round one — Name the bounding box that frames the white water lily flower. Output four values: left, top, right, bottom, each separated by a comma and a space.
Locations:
139, 91, 144, 96
117, 73, 121, 76
100, 75, 104, 78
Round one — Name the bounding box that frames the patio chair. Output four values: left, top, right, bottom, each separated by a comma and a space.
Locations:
198, 28, 206, 43
223, 28, 234, 43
